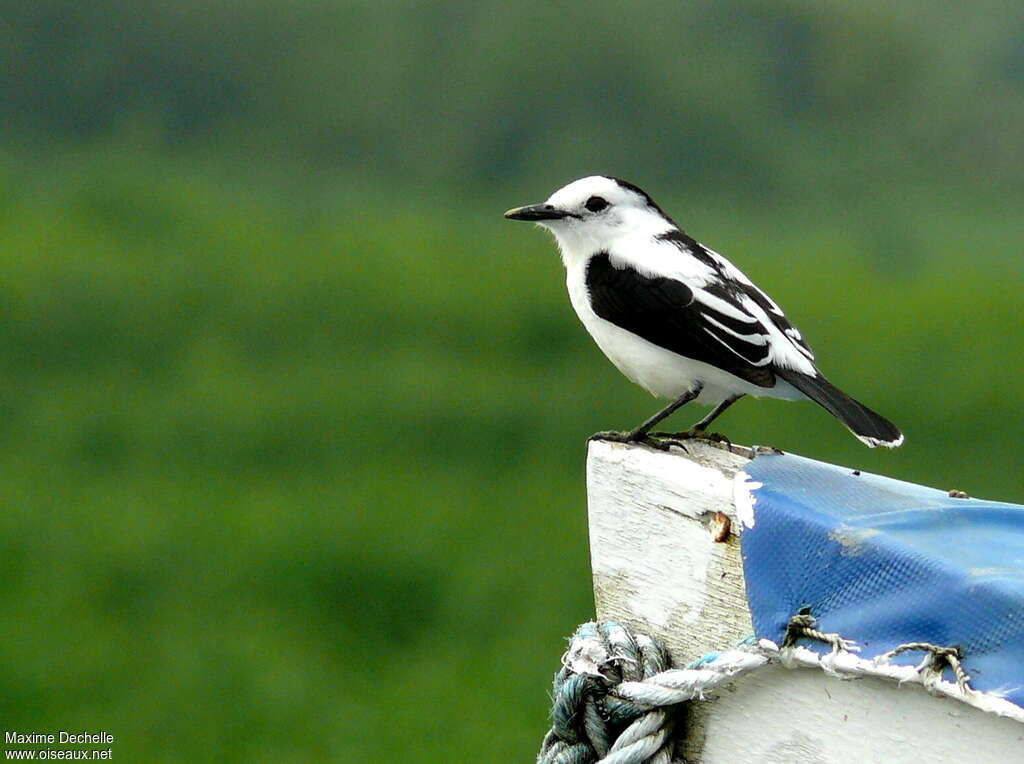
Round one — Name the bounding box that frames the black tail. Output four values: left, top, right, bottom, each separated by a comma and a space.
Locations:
776, 369, 903, 448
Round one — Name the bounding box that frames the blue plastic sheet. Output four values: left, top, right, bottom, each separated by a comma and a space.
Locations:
739, 452, 1024, 705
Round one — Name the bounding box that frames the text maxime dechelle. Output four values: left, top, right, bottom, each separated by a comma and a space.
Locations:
4, 732, 114, 761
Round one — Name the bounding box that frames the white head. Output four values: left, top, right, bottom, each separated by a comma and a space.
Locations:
505, 176, 677, 264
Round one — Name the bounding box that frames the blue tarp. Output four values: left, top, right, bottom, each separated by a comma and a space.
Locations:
739, 452, 1024, 706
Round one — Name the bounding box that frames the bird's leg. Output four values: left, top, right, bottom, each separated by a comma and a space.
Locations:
591, 385, 703, 445
690, 394, 743, 435
653, 394, 744, 446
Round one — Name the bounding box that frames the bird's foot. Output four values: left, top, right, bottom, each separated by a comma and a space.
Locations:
697, 430, 732, 449
653, 428, 734, 450
589, 429, 687, 452
643, 434, 691, 453
589, 429, 648, 444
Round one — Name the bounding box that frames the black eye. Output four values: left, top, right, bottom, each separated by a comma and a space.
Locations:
585, 196, 609, 212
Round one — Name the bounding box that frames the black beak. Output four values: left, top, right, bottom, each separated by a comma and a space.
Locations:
503, 203, 572, 221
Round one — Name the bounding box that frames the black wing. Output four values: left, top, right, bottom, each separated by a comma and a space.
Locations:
585, 252, 776, 388
657, 229, 815, 362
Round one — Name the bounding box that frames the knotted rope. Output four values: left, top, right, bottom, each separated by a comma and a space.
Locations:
538, 617, 1022, 764
536, 621, 676, 764
876, 641, 971, 694
536, 621, 770, 764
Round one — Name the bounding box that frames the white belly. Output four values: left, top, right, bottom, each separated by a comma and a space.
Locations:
566, 268, 802, 404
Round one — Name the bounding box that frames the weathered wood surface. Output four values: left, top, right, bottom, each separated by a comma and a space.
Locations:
586, 439, 1024, 764
587, 439, 753, 660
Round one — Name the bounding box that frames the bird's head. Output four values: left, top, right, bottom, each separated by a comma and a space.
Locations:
504, 176, 676, 262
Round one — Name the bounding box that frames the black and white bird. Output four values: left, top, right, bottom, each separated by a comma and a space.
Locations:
504, 176, 903, 448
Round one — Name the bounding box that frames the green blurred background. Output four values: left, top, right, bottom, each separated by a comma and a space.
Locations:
1, 1, 1022, 760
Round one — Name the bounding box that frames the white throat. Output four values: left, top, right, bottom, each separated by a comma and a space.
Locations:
546, 209, 676, 269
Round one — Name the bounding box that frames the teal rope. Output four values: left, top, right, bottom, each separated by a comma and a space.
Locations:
536, 622, 676, 764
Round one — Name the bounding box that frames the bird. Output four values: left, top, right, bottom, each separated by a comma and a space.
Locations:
504, 175, 903, 448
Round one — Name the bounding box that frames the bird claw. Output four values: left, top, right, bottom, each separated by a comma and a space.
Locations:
653, 429, 733, 450
700, 431, 733, 449
589, 430, 642, 444
644, 436, 690, 453
589, 430, 688, 452
589, 425, 731, 454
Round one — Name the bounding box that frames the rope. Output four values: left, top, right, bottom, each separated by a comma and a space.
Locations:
537, 622, 775, 764
538, 617, 1024, 763
782, 611, 858, 653
537, 622, 678, 764
876, 641, 971, 693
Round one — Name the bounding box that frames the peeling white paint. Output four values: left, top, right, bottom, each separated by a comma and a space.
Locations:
733, 470, 762, 529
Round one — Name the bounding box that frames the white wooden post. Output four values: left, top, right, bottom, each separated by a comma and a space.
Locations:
587, 440, 1024, 763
